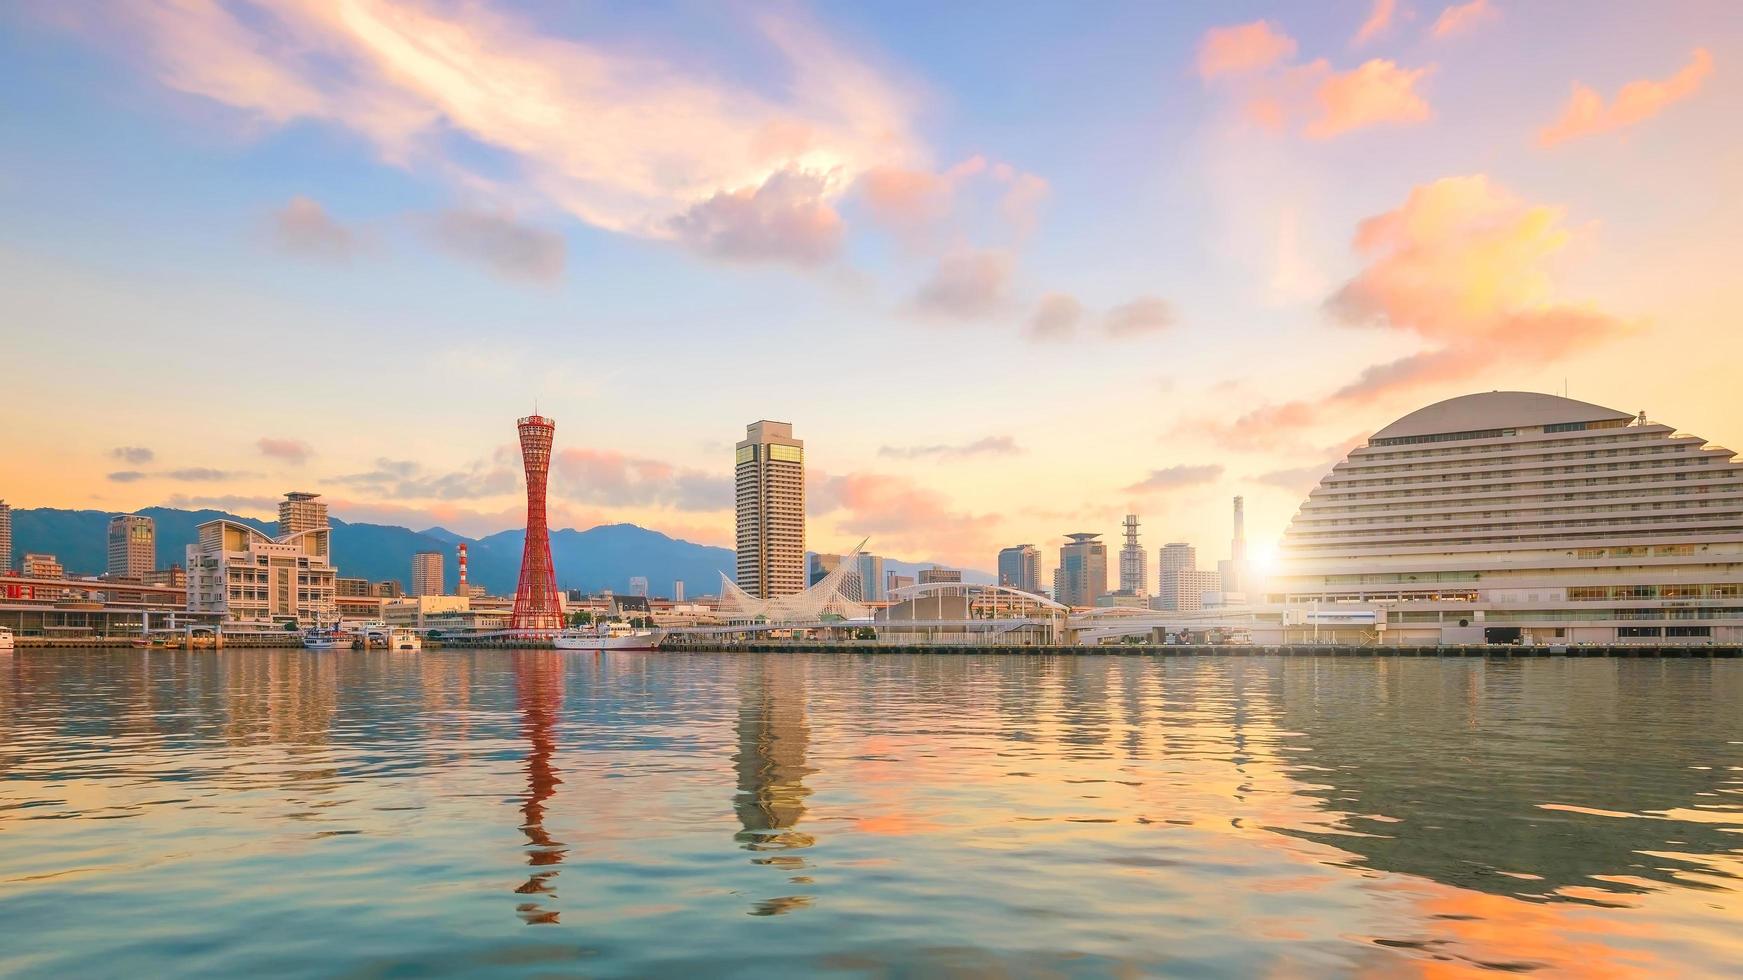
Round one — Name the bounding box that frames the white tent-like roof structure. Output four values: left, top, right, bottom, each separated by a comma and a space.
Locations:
718, 540, 873, 623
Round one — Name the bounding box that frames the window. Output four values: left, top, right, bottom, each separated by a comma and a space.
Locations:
769, 444, 804, 463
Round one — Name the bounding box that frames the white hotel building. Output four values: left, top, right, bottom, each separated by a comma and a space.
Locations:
1267, 391, 1743, 645
187, 493, 337, 626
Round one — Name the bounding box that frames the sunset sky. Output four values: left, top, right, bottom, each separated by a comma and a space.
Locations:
3, 1, 1739, 572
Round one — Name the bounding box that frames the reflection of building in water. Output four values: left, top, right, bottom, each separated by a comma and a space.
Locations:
733, 658, 815, 858
1269, 659, 1743, 901
514, 653, 566, 925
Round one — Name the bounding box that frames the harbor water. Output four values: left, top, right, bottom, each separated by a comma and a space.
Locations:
1, 650, 1739, 976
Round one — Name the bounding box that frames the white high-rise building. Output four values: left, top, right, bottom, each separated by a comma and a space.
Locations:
108, 514, 156, 580
0, 500, 11, 573
1119, 514, 1147, 596
735, 421, 806, 599
1272, 391, 1743, 645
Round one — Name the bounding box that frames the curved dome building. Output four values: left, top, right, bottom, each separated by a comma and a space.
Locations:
1269, 391, 1743, 645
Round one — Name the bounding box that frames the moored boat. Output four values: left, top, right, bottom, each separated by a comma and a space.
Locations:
302, 623, 346, 651
553, 624, 666, 651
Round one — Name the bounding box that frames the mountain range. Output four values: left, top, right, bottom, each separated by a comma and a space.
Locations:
7, 506, 992, 596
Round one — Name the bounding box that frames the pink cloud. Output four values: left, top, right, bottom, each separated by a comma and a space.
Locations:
1352, 0, 1397, 47
856, 155, 1049, 247
1102, 296, 1176, 338
1198, 21, 1298, 79
272, 197, 355, 259
1539, 48, 1713, 147
810, 471, 1002, 569
424, 208, 565, 282
1307, 59, 1433, 138
551, 448, 729, 512
909, 248, 1014, 319
668, 169, 843, 266
256, 437, 314, 464
1432, 0, 1497, 39
58, 1, 922, 254
1191, 175, 1632, 446
1026, 292, 1084, 341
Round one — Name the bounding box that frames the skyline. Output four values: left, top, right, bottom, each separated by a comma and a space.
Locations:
4, 1, 1740, 570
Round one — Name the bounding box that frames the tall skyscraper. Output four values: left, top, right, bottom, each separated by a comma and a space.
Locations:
411, 551, 444, 597
673, 580, 686, 603
1220, 495, 1248, 594
107, 514, 156, 580
1118, 514, 1147, 596
1054, 533, 1107, 607
735, 420, 805, 599
277, 491, 331, 561
855, 553, 886, 602
0, 500, 12, 573
511, 415, 564, 630
997, 544, 1042, 594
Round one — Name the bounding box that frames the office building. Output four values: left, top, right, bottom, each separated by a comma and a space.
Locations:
1119, 514, 1147, 597
22, 553, 64, 579
1159, 542, 1196, 575
0, 500, 11, 572
808, 553, 841, 586
186, 493, 337, 624
1272, 390, 1743, 645
336, 577, 372, 598
278, 492, 331, 558
856, 554, 886, 602
142, 565, 186, 589
1218, 496, 1247, 594
1155, 568, 1222, 613
372, 580, 405, 599
674, 580, 686, 603
1054, 533, 1107, 607
918, 566, 962, 585
107, 514, 156, 580
998, 544, 1042, 594
735, 420, 806, 598
410, 552, 444, 597
887, 572, 915, 593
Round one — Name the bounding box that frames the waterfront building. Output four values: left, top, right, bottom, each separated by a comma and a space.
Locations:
186, 492, 337, 625
1119, 514, 1147, 597
141, 564, 186, 589
855, 554, 886, 602
107, 514, 156, 580
21, 553, 64, 579
1271, 390, 1743, 645
336, 577, 372, 598
0, 499, 11, 572
1054, 533, 1107, 608
736, 420, 805, 599
511, 415, 564, 630
411, 552, 444, 597
918, 566, 962, 585
997, 544, 1042, 595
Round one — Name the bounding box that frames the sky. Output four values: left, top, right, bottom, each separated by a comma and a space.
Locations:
2, 0, 1740, 575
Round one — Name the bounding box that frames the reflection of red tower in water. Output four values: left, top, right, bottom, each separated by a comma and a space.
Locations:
514, 653, 566, 923
511, 415, 563, 630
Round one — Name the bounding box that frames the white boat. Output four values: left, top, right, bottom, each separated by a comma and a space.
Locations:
302, 623, 346, 651
553, 624, 666, 651
0, 627, 13, 651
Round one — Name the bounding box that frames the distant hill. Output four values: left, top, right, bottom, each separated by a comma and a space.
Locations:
6, 506, 989, 597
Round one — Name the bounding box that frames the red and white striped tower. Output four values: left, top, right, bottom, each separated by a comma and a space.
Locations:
511, 415, 564, 630
457, 542, 469, 596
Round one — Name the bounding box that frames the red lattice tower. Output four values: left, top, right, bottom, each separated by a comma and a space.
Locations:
511, 415, 564, 631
